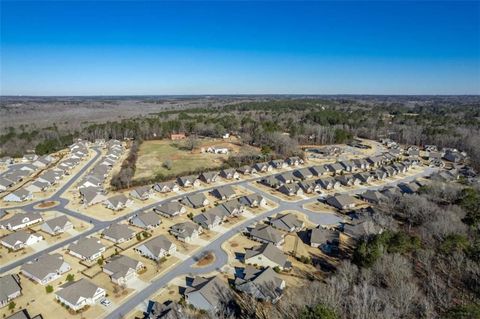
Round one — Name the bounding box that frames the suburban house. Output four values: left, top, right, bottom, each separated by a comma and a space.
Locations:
269, 159, 287, 169
325, 163, 344, 174
237, 165, 255, 175
130, 186, 153, 200
0, 178, 14, 191
352, 158, 370, 170
102, 223, 136, 243
234, 266, 285, 302
184, 276, 231, 312
78, 175, 103, 189
343, 220, 382, 240
278, 183, 304, 197
276, 172, 296, 184
103, 255, 144, 285
198, 171, 218, 184
260, 176, 283, 189
104, 194, 132, 211
210, 185, 236, 200
0, 275, 22, 308
286, 156, 302, 166
129, 211, 162, 229
268, 213, 304, 232
293, 168, 313, 180
244, 243, 291, 270
170, 221, 203, 243
354, 172, 373, 184
134, 235, 177, 261
238, 194, 266, 208
3, 188, 33, 202
250, 224, 285, 246
335, 174, 360, 187
359, 190, 388, 204
398, 182, 420, 194
68, 237, 106, 261
55, 278, 106, 311
180, 193, 209, 209
192, 210, 223, 230
153, 181, 179, 193
144, 300, 182, 319
310, 228, 340, 254
219, 168, 239, 180
298, 180, 321, 194
20, 253, 71, 285
253, 162, 272, 173
41, 215, 73, 235
80, 187, 107, 207
220, 199, 245, 216
23, 154, 38, 162
381, 186, 403, 198
309, 165, 327, 176
326, 194, 358, 210
366, 156, 384, 167
339, 160, 355, 172
1, 230, 43, 251
371, 169, 388, 180
153, 201, 187, 218
25, 180, 50, 193
176, 175, 200, 188
0, 212, 43, 231
316, 177, 340, 190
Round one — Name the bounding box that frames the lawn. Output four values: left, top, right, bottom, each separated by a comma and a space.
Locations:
133, 139, 257, 181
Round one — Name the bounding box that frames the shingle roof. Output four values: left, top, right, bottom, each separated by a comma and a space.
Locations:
56, 278, 102, 305
0, 274, 21, 303
245, 243, 289, 268
21, 253, 68, 281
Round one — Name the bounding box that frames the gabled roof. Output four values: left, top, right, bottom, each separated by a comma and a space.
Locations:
245, 243, 289, 268
184, 276, 230, 309
103, 255, 141, 280
0, 212, 42, 229
139, 235, 175, 257
21, 253, 68, 281
211, 185, 236, 199
360, 190, 387, 203
250, 224, 284, 244
131, 211, 161, 227
56, 278, 103, 305
154, 201, 184, 217
102, 223, 135, 241
181, 193, 208, 208
310, 228, 339, 245
0, 274, 21, 303
326, 194, 357, 209
68, 237, 105, 259
234, 266, 284, 301
269, 213, 303, 231
1, 230, 39, 247
170, 221, 201, 238
44, 215, 71, 230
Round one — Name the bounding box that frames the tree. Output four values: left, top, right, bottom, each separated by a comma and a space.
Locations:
66, 274, 74, 282
46, 285, 54, 293
162, 159, 173, 170
8, 301, 15, 310
300, 304, 338, 319
183, 137, 199, 151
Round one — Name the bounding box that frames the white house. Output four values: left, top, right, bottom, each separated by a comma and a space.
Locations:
55, 278, 106, 311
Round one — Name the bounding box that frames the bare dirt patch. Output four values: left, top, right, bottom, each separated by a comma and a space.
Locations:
194, 251, 215, 267
35, 200, 59, 209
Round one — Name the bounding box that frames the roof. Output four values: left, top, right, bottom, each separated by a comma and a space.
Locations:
44, 215, 71, 230
21, 253, 67, 281
234, 266, 284, 301
139, 235, 174, 257
245, 243, 289, 268
155, 201, 184, 216
102, 224, 135, 241
1, 230, 38, 247
250, 224, 284, 245
343, 220, 381, 239
132, 211, 161, 227
68, 237, 105, 258
193, 211, 222, 227
184, 276, 230, 309
310, 228, 339, 245
326, 194, 357, 209
360, 190, 387, 203
181, 193, 208, 208
103, 255, 141, 280
105, 194, 129, 207
56, 278, 102, 305
0, 274, 21, 303
0, 212, 42, 228
170, 221, 201, 238
211, 185, 236, 199
269, 213, 303, 231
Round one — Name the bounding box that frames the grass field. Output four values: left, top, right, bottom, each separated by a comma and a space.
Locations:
133, 138, 258, 181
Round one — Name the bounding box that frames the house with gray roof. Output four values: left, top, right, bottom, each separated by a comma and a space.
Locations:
339, 160, 355, 172
104, 194, 132, 211
250, 224, 285, 246
129, 211, 161, 229
1, 230, 43, 251
0, 178, 14, 192
354, 172, 373, 184
278, 183, 303, 197
268, 213, 304, 232
3, 188, 33, 202
154, 201, 187, 218
180, 193, 209, 209
176, 175, 200, 188
5, 309, 43, 319
153, 181, 179, 193
0, 212, 43, 231
130, 186, 153, 200
359, 190, 388, 204
103, 255, 144, 285
68, 237, 106, 261
41, 215, 73, 235
0, 275, 22, 308
316, 177, 340, 190
21, 253, 71, 285
210, 185, 236, 200
238, 194, 266, 208
220, 168, 239, 180
343, 220, 382, 240
221, 199, 245, 216
253, 162, 272, 173
55, 278, 106, 311
352, 158, 370, 170
326, 163, 344, 174
371, 169, 387, 180
309, 165, 327, 176
398, 182, 420, 194
102, 223, 136, 243
326, 194, 358, 210
237, 165, 255, 175
25, 180, 50, 193
335, 174, 360, 187
275, 171, 296, 184
244, 243, 291, 270
170, 221, 203, 243
234, 266, 285, 302
184, 276, 231, 312
260, 176, 283, 189
366, 156, 384, 167
286, 156, 302, 166
198, 171, 218, 184
293, 168, 313, 180
80, 186, 107, 207
269, 159, 287, 169
193, 210, 224, 230
134, 235, 176, 261
298, 180, 321, 194
310, 228, 340, 254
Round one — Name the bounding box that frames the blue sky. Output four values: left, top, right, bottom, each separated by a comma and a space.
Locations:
1, 1, 479, 95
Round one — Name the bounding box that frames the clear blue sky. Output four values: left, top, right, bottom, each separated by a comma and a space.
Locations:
1, 1, 479, 95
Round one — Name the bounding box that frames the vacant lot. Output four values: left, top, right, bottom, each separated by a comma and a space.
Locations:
134, 138, 259, 181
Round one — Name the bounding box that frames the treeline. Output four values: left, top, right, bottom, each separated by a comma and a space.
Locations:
110, 140, 139, 189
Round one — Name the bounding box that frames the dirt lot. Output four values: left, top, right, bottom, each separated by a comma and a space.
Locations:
133, 138, 259, 181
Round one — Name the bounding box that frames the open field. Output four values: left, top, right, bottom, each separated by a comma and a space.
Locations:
133, 138, 260, 181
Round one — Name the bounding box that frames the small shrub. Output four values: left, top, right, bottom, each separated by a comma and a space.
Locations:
45, 285, 54, 293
